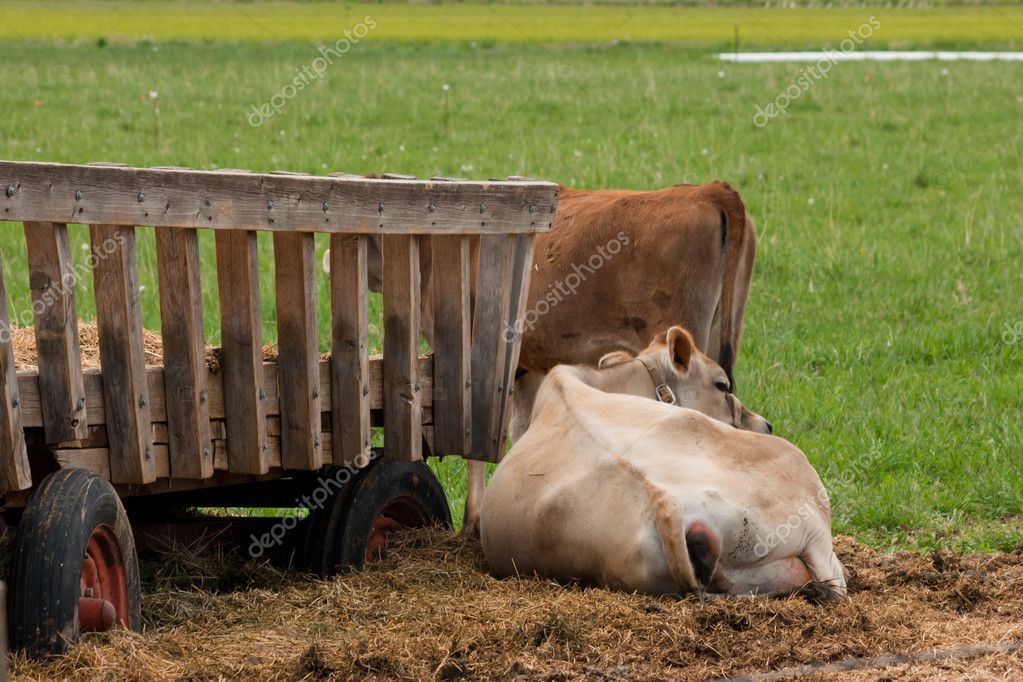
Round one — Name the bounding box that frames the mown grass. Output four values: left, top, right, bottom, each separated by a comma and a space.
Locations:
1, 2, 1022, 50
0, 14, 1020, 550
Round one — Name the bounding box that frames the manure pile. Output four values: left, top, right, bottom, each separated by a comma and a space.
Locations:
10, 529, 1023, 681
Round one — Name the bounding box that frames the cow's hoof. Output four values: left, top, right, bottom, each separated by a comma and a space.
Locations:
459, 518, 481, 539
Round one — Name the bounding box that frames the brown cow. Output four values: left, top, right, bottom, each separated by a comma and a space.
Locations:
325, 181, 757, 534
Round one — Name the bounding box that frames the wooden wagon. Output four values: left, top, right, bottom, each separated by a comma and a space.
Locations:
0, 161, 557, 656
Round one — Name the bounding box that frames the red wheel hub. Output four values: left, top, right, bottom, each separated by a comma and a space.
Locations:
79, 525, 129, 633
363, 497, 430, 563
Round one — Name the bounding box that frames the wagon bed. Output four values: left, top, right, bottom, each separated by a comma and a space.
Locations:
0, 160, 557, 499
11, 347, 436, 501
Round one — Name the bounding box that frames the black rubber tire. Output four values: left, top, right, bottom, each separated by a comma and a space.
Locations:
304, 453, 451, 576
9, 469, 141, 657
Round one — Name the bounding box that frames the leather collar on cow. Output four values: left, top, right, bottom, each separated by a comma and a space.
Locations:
636, 354, 677, 405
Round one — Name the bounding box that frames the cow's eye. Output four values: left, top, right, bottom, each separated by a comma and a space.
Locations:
714, 381, 730, 393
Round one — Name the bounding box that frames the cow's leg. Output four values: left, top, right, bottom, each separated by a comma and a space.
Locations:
461, 460, 486, 537
728, 214, 757, 380
800, 540, 847, 601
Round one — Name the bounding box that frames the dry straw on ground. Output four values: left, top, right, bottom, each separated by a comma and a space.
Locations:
9, 529, 1023, 681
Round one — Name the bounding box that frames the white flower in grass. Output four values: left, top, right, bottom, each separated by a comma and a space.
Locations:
807, 198, 815, 206
149, 90, 158, 100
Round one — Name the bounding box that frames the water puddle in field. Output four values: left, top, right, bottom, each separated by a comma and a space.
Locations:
719, 51, 1023, 62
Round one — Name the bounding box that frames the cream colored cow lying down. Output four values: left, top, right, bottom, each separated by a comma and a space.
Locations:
481, 327, 846, 599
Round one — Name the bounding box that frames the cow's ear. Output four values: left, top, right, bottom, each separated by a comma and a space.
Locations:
598, 350, 634, 369
666, 326, 696, 372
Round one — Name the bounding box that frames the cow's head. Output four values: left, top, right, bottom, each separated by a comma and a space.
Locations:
598, 326, 772, 434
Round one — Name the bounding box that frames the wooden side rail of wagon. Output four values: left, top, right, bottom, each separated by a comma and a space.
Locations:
0, 160, 557, 656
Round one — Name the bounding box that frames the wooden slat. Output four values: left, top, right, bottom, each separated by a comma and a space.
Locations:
23, 221, 88, 442
0, 263, 31, 491
0, 161, 558, 235
469, 235, 517, 462
382, 235, 422, 462
155, 227, 213, 479
430, 235, 472, 456
89, 224, 155, 484
16, 355, 434, 428
329, 235, 371, 467
495, 234, 536, 446
215, 230, 269, 475
273, 232, 321, 470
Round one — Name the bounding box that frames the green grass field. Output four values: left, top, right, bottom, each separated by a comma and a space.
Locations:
0, 2, 1021, 552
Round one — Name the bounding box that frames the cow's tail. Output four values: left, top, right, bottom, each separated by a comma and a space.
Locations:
650, 489, 701, 593
712, 182, 749, 391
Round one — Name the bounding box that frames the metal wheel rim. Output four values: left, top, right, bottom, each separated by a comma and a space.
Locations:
364, 496, 431, 564
79, 524, 129, 632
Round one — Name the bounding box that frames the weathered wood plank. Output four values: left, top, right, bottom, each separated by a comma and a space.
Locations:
469, 235, 517, 463
55, 445, 170, 482
0, 161, 558, 235
329, 235, 371, 467
273, 231, 321, 470
382, 235, 422, 462
0, 262, 31, 491
16, 355, 434, 429
215, 230, 269, 475
23, 221, 88, 443
494, 234, 536, 451
430, 235, 472, 456
89, 224, 155, 484
155, 227, 213, 479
